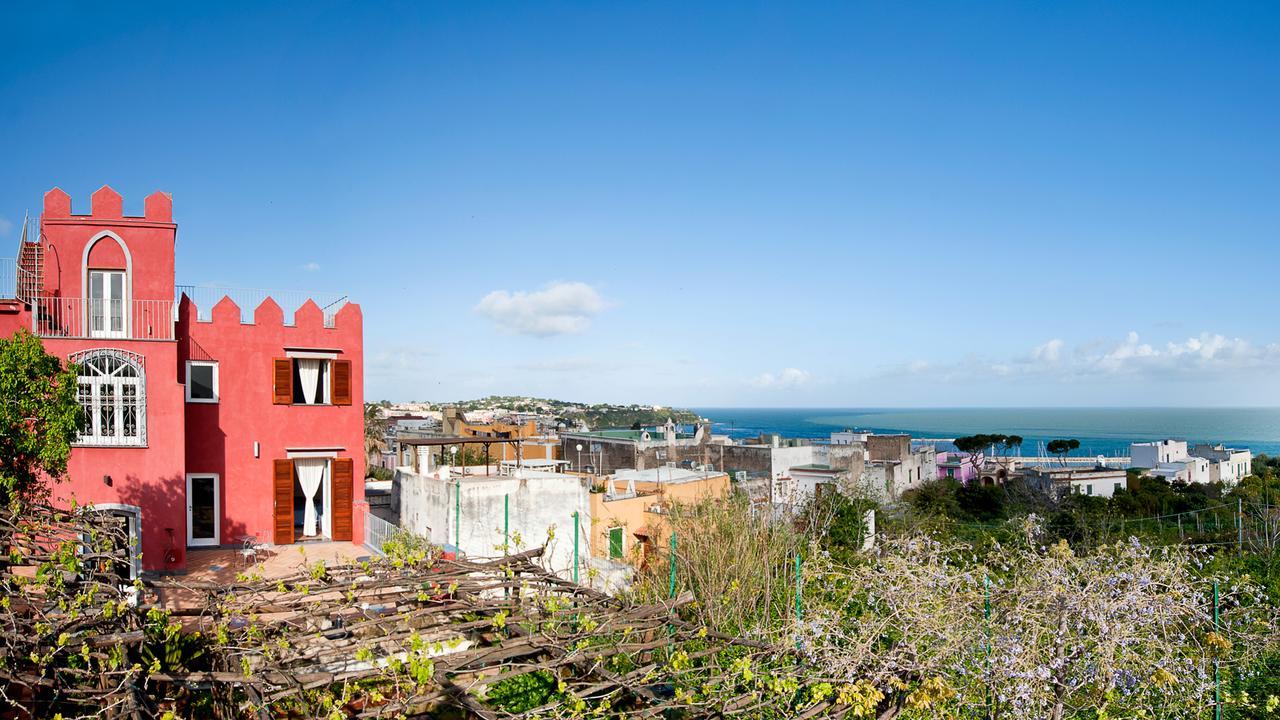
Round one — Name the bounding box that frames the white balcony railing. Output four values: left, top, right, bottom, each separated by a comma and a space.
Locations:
0, 258, 14, 299
32, 297, 175, 341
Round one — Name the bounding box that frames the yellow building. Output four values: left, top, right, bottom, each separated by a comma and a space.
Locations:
588, 467, 730, 570
442, 408, 561, 462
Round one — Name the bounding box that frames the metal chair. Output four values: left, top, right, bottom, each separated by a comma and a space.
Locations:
237, 536, 259, 567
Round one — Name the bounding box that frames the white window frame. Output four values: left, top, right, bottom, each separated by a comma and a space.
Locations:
289, 357, 332, 405
186, 473, 221, 547
84, 504, 143, 582
88, 268, 129, 339
185, 360, 219, 403
71, 349, 146, 447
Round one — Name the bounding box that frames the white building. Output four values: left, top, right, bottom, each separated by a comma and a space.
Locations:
1130, 440, 1189, 468
1025, 466, 1128, 499
1149, 457, 1211, 485
394, 441, 591, 579
830, 430, 871, 446
1191, 443, 1252, 485
1131, 439, 1252, 485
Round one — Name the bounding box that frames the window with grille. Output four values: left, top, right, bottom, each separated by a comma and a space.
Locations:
72, 349, 146, 447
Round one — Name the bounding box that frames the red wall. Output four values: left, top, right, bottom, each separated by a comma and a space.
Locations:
179, 296, 367, 547
40, 187, 176, 304
44, 337, 187, 570
2, 186, 366, 570
17, 187, 185, 570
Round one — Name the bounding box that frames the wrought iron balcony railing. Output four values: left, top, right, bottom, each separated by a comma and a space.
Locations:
31, 296, 175, 341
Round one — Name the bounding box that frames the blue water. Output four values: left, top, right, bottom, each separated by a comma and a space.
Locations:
694, 408, 1280, 457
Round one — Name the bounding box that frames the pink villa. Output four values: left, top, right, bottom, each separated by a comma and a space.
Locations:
936, 450, 983, 484
0, 187, 366, 572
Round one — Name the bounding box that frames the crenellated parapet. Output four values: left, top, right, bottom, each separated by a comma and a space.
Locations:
178, 294, 362, 332
43, 185, 173, 223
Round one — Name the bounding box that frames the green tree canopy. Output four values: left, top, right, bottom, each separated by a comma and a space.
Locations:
0, 330, 81, 508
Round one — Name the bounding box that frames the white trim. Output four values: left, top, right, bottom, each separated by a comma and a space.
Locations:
286, 349, 340, 359
185, 360, 219, 403
82, 231, 133, 338
186, 473, 221, 547
89, 503, 143, 580
71, 348, 147, 447
321, 460, 333, 539
287, 449, 341, 458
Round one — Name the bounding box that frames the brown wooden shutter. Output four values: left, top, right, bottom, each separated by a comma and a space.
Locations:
273, 459, 295, 545
273, 358, 293, 405
331, 360, 352, 405
331, 458, 354, 541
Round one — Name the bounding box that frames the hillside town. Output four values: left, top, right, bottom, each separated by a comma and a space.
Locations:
3, 187, 1277, 719
7, 1, 1280, 715
0, 187, 1260, 586
367, 397, 1256, 590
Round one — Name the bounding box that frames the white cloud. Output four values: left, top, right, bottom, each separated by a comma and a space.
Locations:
893, 331, 1280, 383
475, 281, 606, 337
751, 367, 811, 389
0, 217, 12, 238
299, 261, 321, 272
1031, 338, 1064, 363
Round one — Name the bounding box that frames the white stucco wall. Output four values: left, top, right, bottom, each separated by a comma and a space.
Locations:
396, 467, 592, 580
1131, 440, 1189, 468
1069, 476, 1124, 498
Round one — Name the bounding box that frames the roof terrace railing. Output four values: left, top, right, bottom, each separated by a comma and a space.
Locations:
0, 258, 15, 299
175, 285, 349, 327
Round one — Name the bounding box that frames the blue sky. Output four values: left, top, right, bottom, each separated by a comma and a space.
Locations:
2, 2, 1278, 407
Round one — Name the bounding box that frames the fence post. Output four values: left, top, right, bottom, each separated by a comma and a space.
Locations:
1238, 497, 1244, 555
1213, 581, 1221, 720
668, 532, 678, 599
454, 479, 461, 552
794, 554, 802, 622
504, 494, 510, 554
984, 574, 993, 720
572, 511, 580, 585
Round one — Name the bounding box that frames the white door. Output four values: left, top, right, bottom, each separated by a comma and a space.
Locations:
89, 269, 127, 338
186, 474, 221, 546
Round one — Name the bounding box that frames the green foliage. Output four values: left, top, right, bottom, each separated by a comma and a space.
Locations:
0, 330, 82, 508
903, 478, 963, 518
1046, 437, 1081, 459
809, 492, 878, 563
482, 669, 565, 712
364, 402, 388, 455
381, 529, 438, 567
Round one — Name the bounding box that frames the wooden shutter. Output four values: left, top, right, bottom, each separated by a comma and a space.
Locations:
331, 360, 352, 406
273, 459, 294, 545
272, 358, 293, 405
331, 458, 354, 541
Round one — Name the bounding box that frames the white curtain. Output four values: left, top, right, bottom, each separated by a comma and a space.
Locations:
297, 359, 322, 404
295, 458, 326, 537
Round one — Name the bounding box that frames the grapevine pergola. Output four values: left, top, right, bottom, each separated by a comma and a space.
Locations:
0, 505, 853, 720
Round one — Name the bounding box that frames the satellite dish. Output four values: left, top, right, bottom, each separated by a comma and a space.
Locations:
642, 431, 651, 442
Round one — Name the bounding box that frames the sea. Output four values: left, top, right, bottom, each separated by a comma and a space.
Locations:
693, 408, 1280, 457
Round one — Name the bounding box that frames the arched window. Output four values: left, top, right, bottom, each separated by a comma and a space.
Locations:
71, 349, 146, 446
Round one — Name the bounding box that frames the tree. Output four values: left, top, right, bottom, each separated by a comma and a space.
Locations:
954, 434, 1000, 482
364, 402, 388, 457
1046, 438, 1081, 465
0, 330, 81, 509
